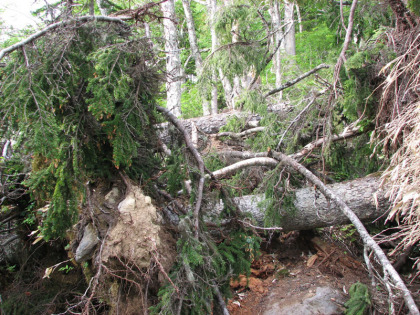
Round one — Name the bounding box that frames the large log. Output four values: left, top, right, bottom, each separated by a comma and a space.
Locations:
206, 175, 388, 231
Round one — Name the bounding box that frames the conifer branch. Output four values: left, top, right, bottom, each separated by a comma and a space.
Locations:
156, 106, 205, 238
0, 16, 128, 61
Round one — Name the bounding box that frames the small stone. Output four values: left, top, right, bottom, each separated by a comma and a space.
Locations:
75, 224, 99, 263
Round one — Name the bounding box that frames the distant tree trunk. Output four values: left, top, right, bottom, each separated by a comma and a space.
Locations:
89, 0, 95, 15
208, 0, 219, 114
284, 0, 296, 57
96, 0, 108, 16
295, 2, 303, 33
231, 20, 242, 110
162, 0, 182, 117
181, 0, 211, 115
269, 0, 283, 100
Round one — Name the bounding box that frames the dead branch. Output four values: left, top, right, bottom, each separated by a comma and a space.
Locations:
264, 63, 329, 98
157, 106, 205, 238
290, 123, 362, 160
213, 282, 230, 315
332, 0, 358, 94
216, 123, 362, 165
0, 16, 128, 61
274, 152, 419, 315
212, 157, 278, 179
276, 95, 318, 150
216, 127, 265, 140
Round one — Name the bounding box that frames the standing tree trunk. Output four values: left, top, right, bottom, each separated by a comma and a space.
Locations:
181, 0, 211, 115
269, 0, 283, 101
209, 0, 233, 112
89, 0, 95, 15
284, 0, 296, 57
162, 0, 182, 117
208, 0, 219, 114
96, 0, 108, 16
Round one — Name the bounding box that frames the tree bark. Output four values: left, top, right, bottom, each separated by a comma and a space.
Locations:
181, 0, 211, 115
96, 0, 109, 16
162, 0, 182, 117
207, 175, 388, 231
269, 0, 283, 100
284, 0, 296, 56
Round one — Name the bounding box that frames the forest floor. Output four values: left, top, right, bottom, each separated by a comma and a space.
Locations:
227, 229, 420, 314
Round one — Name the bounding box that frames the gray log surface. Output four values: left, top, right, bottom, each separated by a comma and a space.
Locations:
207, 175, 388, 231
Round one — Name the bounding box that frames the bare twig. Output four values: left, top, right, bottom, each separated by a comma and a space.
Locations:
332, 0, 358, 95
276, 95, 318, 150
264, 64, 329, 98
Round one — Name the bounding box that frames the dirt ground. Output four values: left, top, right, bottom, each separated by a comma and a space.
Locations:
227, 230, 390, 314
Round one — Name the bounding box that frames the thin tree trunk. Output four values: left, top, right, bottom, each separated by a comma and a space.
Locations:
295, 2, 303, 33
162, 0, 182, 117
207, 0, 220, 114
181, 0, 211, 115
96, 0, 108, 16
89, 0, 95, 15
284, 0, 296, 56
269, 0, 283, 100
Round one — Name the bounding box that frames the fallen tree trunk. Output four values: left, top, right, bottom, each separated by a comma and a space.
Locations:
207, 175, 388, 231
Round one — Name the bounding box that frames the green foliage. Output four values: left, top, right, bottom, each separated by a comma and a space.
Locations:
296, 24, 339, 68
181, 82, 203, 118
408, 0, 420, 16
345, 282, 371, 315
151, 220, 261, 314
324, 135, 380, 181
257, 169, 297, 227
160, 148, 188, 195
0, 23, 160, 240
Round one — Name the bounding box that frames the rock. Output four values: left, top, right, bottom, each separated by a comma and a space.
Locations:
263, 286, 344, 315
104, 186, 122, 208
0, 234, 22, 264
75, 223, 99, 263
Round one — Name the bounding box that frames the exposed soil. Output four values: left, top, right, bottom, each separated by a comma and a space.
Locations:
227, 231, 375, 314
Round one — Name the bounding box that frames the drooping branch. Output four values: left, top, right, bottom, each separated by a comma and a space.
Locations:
0, 16, 128, 61
274, 152, 419, 315
156, 106, 205, 238
264, 63, 329, 98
